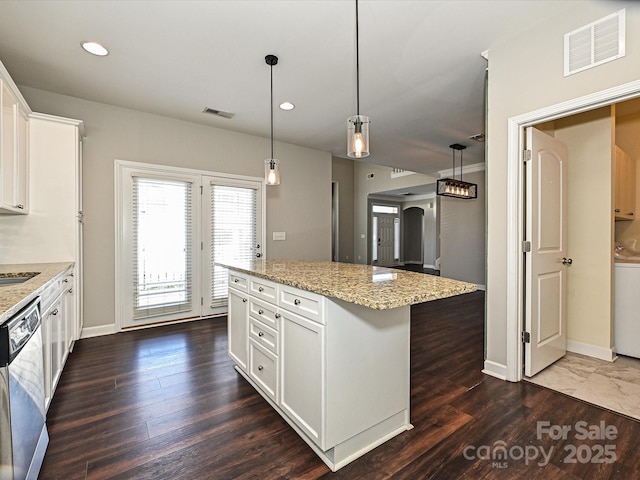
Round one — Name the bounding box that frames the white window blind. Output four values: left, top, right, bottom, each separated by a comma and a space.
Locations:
211, 184, 257, 304
132, 176, 193, 319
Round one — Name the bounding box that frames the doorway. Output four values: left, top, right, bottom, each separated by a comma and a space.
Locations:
503, 79, 640, 383
368, 199, 401, 266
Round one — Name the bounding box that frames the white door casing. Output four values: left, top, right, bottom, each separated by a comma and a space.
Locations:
524, 127, 569, 377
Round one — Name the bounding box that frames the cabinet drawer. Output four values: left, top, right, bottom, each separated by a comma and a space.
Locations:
249, 317, 278, 354
250, 277, 278, 303
229, 271, 248, 292
249, 297, 279, 330
249, 339, 278, 402
279, 285, 324, 324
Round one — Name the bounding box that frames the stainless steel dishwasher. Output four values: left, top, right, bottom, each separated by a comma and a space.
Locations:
0, 298, 49, 480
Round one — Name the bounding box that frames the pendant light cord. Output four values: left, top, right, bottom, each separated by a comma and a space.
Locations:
355, 0, 360, 116
270, 63, 274, 161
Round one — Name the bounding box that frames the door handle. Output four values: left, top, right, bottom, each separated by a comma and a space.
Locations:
562, 257, 573, 265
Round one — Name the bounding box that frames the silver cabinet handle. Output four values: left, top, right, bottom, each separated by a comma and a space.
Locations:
562, 257, 573, 265
63, 278, 69, 283
256, 253, 262, 258
258, 309, 264, 315
294, 299, 301, 306
629, 212, 635, 216
275, 313, 281, 319
242, 298, 247, 303
615, 208, 621, 213
258, 287, 264, 292
15, 204, 24, 209
234, 278, 239, 283
52, 309, 59, 315
258, 331, 264, 337
258, 365, 264, 371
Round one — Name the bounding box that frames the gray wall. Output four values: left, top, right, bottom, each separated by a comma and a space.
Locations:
331, 156, 355, 263
21, 86, 332, 330
439, 169, 486, 286
402, 197, 437, 268
486, 1, 640, 371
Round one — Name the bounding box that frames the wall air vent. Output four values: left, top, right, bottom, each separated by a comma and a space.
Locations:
202, 107, 235, 119
564, 9, 625, 77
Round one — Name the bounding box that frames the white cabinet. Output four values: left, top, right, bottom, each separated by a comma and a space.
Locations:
614, 146, 636, 221
0, 72, 30, 214
41, 268, 73, 410
228, 284, 249, 371
227, 269, 411, 471
280, 309, 324, 446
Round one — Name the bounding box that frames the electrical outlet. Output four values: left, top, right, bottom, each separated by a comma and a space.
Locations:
273, 231, 286, 241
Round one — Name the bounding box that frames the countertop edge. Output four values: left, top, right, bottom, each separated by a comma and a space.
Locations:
0, 262, 75, 323
222, 262, 477, 310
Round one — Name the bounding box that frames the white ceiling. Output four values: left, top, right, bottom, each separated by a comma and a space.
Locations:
0, 0, 578, 175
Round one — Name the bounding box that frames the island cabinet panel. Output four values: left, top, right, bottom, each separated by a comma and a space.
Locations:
280, 309, 325, 447
248, 339, 278, 401
228, 282, 249, 371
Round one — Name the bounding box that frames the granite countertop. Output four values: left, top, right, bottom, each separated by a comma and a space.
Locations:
217, 259, 476, 310
0, 262, 74, 323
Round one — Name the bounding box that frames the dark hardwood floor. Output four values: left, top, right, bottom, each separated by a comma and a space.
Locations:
40, 292, 640, 479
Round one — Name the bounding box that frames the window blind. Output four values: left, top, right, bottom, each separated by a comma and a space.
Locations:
132, 176, 193, 319
211, 184, 257, 304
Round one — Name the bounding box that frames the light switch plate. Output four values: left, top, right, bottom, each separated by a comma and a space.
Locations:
273, 231, 286, 241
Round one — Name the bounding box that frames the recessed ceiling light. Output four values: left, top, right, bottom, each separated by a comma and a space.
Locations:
279, 101, 295, 111
81, 41, 109, 56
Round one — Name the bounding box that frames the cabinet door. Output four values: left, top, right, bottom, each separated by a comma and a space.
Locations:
50, 297, 65, 393
228, 287, 249, 371
64, 276, 76, 351
14, 107, 28, 211
280, 310, 325, 448
41, 307, 52, 410
615, 147, 636, 220
1, 82, 17, 210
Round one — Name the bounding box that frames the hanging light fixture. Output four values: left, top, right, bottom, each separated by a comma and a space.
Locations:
264, 54, 280, 185
347, 0, 370, 158
437, 144, 478, 199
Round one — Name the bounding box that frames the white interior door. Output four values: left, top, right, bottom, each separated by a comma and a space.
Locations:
525, 127, 569, 377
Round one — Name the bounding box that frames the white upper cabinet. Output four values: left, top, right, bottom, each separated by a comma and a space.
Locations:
0, 61, 31, 214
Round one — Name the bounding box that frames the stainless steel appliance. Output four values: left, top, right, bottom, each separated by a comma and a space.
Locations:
0, 298, 48, 480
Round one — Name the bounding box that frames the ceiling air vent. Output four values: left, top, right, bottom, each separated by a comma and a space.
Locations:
202, 107, 235, 119
564, 9, 625, 77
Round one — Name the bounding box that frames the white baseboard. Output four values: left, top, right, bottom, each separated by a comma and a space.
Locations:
482, 360, 507, 381
80, 324, 117, 339
567, 340, 616, 362
476, 284, 486, 291
423, 264, 436, 269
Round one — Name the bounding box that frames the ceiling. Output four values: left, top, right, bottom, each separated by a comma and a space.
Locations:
0, 0, 579, 175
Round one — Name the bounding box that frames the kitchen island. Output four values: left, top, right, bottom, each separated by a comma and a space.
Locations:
218, 260, 476, 471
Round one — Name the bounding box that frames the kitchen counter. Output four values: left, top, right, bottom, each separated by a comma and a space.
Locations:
0, 262, 74, 323
216, 259, 476, 310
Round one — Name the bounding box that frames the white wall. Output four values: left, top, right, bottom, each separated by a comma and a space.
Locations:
486, 1, 640, 373
19, 87, 332, 330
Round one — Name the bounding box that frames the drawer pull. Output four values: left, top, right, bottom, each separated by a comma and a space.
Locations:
258, 365, 264, 371
615, 208, 621, 213
258, 309, 264, 315
16, 204, 24, 209
294, 299, 301, 305
629, 212, 635, 216
275, 313, 281, 319
258, 287, 264, 292
234, 278, 239, 283
242, 298, 248, 303
258, 331, 264, 337
52, 309, 59, 315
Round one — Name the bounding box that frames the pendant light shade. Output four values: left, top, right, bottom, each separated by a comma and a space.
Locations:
264, 54, 280, 185
437, 144, 478, 199
347, 0, 370, 158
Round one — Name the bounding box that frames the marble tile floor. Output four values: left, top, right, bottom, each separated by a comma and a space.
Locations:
525, 352, 640, 420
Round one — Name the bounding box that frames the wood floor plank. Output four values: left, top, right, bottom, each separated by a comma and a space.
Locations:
40, 292, 640, 479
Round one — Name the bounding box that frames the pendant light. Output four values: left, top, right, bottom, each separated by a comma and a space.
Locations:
437, 144, 478, 199
347, 0, 370, 158
264, 54, 280, 185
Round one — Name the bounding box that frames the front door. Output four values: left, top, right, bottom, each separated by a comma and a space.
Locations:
524, 127, 569, 377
